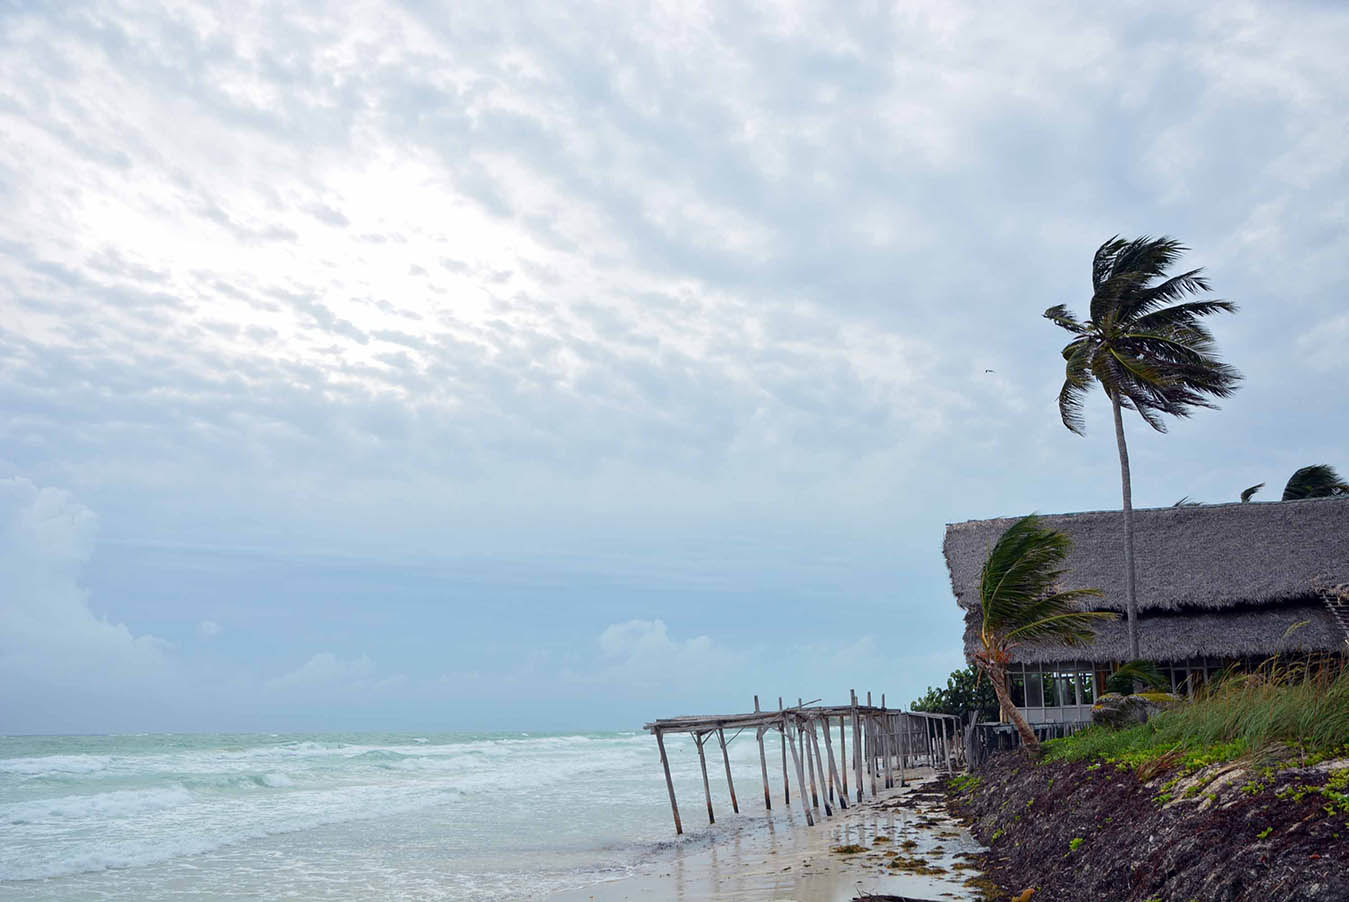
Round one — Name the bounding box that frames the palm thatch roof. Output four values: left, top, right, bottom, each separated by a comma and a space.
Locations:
945, 498, 1349, 664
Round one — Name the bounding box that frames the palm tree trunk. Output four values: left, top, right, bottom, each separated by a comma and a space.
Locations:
1111, 393, 1141, 661
985, 666, 1039, 751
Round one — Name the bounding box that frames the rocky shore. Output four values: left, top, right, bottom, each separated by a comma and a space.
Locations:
942, 750, 1349, 901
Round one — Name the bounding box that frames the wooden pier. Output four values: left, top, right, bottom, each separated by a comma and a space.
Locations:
644, 691, 964, 834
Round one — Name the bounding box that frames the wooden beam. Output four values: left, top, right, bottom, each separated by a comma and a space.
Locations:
695, 732, 714, 825
716, 726, 739, 814
654, 727, 682, 835
779, 697, 789, 806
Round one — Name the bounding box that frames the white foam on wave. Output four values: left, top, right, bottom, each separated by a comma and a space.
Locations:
0, 755, 111, 776
0, 731, 664, 885
3, 786, 194, 824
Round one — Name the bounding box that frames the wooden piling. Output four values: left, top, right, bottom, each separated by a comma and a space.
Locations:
803, 720, 820, 810
716, 726, 739, 814
851, 690, 862, 803
867, 714, 878, 797
784, 716, 814, 826
779, 697, 789, 805
820, 713, 847, 810
754, 697, 771, 811
838, 714, 848, 797
654, 727, 682, 835
695, 732, 714, 825
806, 720, 832, 816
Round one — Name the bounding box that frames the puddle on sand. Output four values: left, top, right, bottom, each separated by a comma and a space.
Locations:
551, 776, 988, 902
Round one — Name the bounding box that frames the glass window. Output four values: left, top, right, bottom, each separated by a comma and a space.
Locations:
1025, 671, 1043, 707
1077, 672, 1094, 705
1041, 673, 1058, 707
1010, 674, 1026, 707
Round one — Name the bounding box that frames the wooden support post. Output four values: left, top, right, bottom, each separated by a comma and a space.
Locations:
881, 716, 893, 789
754, 697, 771, 811
716, 726, 739, 814
803, 720, 820, 810
784, 715, 814, 826
898, 713, 907, 788
695, 732, 715, 825
807, 720, 832, 816
779, 698, 789, 805
867, 714, 878, 797
820, 713, 847, 809
851, 690, 863, 803
655, 728, 682, 835
838, 714, 848, 797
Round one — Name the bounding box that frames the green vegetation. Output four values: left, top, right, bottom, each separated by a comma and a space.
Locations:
1105, 659, 1169, 695
831, 844, 866, 854
1282, 464, 1349, 500
1042, 663, 1349, 772
1069, 837, 1084, 852
1045, 235, 1241, 660
911, 664, 999, 720
973, 514, 1112, 750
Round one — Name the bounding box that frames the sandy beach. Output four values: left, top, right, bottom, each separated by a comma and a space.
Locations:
550, 770, 985, 902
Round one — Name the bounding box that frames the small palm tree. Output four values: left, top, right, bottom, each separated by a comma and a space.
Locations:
974, 515, 1114, 751
1282, 464, 1349, 500
1046, 236, 1241, 660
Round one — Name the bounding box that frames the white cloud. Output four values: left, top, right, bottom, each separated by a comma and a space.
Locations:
0, 478, 171, 691
197, 620, 222, 638
264, 652, 379, 693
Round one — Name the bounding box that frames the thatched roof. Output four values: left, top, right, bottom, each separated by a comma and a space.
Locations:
961, 602, 1345, 665
945, 498, 1349, 614
944, 498, 1349, 665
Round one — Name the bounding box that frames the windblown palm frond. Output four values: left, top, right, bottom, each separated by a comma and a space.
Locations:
1045, 236, 1241, 437
1282, 465, 1349, 501
1105, 660, 1169, 695
1240, 483, 1264, 503
978, 515, 1113, 654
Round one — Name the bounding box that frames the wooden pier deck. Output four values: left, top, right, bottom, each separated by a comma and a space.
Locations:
644, 691, 963, 834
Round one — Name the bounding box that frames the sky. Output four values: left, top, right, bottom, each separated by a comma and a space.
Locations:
2, 1, 1347, 734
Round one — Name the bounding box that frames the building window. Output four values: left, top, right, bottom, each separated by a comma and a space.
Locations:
1010, 673, 1026, 707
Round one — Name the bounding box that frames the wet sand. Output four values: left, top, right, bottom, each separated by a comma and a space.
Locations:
550, 771, 984, 902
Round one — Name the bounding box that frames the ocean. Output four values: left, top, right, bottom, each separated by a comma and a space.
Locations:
0, 729, 791, 901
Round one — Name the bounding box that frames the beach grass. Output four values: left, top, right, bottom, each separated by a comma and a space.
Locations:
1041, 657, 1349, 771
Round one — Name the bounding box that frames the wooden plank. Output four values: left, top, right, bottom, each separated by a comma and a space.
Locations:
695, 732, 715, 825
716, 726, 739, 814
654, 727, 682, 835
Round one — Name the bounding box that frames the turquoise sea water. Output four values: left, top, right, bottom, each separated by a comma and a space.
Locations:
0, 730, 775, 901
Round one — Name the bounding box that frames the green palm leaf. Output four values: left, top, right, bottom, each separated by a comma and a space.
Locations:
1282, 465, 1349, 500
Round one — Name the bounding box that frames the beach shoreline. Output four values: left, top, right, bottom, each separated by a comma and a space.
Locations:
548, 770, 986, 902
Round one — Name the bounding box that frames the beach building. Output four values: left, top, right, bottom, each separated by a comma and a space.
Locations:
943, 498, 1349, 726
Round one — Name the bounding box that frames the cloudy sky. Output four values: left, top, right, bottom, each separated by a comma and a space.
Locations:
2, 1, 1347, 734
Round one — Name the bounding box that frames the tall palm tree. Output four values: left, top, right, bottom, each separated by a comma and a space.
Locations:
974, 515, 1112, 751
1045, 236, 1241, 660
1282, 464, 1349, 500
